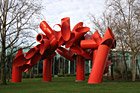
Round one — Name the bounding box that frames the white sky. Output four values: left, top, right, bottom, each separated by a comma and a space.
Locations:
40, 0, 105, 32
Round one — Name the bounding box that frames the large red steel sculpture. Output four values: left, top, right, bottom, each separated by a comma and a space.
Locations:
12, 17, 116, 83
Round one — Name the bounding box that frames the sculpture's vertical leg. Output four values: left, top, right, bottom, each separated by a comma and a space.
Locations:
12, 66, 22, 82
88, 45, 110, 83
92, 50, 97, 66
43, 58, 52, 82
76, 55, 85, 81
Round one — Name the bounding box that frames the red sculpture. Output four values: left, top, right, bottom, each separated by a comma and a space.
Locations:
12, 17, 116, 83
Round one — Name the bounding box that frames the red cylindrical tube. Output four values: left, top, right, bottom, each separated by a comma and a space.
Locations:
88, 45, 110, 83
76, 55, 85, 81
72, 22, 83, 32
56, 47, 75, 61
36, 33, 47, 43
80, 40, 98, 49
12, 66, 22, 82
43, 58, 52, 82
92, 50, 97, 66
40, 21, 54, 38
61, 17, 71, 41
70, 45, 92, 60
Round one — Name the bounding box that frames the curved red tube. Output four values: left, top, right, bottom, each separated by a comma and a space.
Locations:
39, 39, 50, 55
15, 48, 23, 59
13, 55, 27, 67
21, 53, 42, 72
53, 31, 62, 41
91, 30, 102, 45
72, 22, 83, 32
56, 47, 75, 61
25, 46, 39, 59
70, 45, 92, 60
40, 21, 54, 38
61, 17, 71, 41
65, 27, 90, 48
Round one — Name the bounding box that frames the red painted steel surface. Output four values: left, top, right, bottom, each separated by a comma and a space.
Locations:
61, 17, 71, 41
88, 28, 115, 83
12, 17, 116, 84
56, 47, 75, 61
76, 55, 85, 81
80, 40, 98, 49
43, 58, 52, 82
40, 21, 54, 38
88, 45, 110, 83
12, 67, 22, 82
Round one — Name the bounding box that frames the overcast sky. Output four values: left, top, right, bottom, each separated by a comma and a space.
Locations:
40, 0, 105, 32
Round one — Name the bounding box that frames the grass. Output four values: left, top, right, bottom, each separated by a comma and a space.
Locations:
0, 76, 140, 93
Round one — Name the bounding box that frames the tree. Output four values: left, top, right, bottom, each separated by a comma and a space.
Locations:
0, 0, 42, 85
107, 0, 140, 81
89, 0, 140, 81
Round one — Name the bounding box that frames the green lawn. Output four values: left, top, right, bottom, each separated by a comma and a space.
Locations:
0, 76, 140, 93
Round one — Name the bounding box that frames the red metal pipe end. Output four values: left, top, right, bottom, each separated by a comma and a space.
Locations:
91, 30, 102, 45
36, 33, 46, 42
15, 48, 23, 59
13, 55, 27, 67
71, 27, 90, 44
40, 21, 54, 38
101, 28, 114, 45
61, 17, 71, 41
75, 27, 90, 33
72, 22, 83, 32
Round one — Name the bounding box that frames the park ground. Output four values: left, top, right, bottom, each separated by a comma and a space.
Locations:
0, 76, 140, 93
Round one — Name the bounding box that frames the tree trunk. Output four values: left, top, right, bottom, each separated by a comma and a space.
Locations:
120, 39, 128, 80
137, 62, 140, 79
110, 52, 114, 80
132, 52, 136, 81
111, 64, 114, 80
1, 48, 7, 85
122, 51, 128, 80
